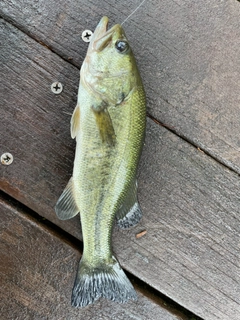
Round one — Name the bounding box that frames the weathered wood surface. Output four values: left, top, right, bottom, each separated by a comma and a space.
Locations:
1, 20, 240, 320
0, 197, 186, 320
1, 0, 240, 173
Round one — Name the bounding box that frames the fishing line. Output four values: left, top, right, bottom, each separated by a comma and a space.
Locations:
121, 0, 147, 25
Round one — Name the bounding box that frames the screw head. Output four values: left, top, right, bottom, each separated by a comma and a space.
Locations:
1, 153, 13, 165
51, 82, 63, 94
81, 30, 93, 42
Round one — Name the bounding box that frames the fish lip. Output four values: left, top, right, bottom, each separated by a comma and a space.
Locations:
90, 17, 123, 52
89, 16, 109, 46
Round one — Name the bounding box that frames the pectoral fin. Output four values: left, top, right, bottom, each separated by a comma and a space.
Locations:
71, 104, 81, 139
92, 104, 116, 146
55, 178, 79, 220
116, 180, 142, 229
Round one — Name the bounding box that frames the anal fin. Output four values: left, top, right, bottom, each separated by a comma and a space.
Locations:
55, 177, 79, 220
116, 180, 142, 229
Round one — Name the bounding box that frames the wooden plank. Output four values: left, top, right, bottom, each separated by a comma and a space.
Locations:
1, 0, 240, 172
0, 198, 184, 320
1, 19, 240, 320
1, 18, 78, 229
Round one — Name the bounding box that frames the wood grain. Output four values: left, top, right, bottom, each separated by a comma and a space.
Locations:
0, 197, 185, 320
1, 18, 78, 230
1, 20, 240, 319
1, 0, 240, 172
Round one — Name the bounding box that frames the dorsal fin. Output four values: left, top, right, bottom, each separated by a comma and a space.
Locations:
116, 180, 142, 229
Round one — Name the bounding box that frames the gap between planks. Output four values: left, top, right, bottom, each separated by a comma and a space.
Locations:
1, 14, 239, 177
0, 14, 80, 68
147, 113, 240, 176
0, 190, 203, 320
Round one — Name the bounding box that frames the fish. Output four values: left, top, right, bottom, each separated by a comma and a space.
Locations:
55, 16, 146, 307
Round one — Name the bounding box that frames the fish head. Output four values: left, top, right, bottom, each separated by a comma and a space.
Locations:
81, 17, 141, 105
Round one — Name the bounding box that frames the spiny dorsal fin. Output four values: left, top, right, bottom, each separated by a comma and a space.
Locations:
71, 104, 80, 139
116, 180, 142, 229
55, 178, 79, 220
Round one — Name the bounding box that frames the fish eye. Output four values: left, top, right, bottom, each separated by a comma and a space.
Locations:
115, 40, 129, 53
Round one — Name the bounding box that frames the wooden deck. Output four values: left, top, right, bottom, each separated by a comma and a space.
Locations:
1, 1, 240, 319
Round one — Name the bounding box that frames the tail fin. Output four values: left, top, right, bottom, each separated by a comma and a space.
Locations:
71, 257, 137, 307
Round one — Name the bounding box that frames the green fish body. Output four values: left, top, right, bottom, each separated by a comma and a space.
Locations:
55, 16, 146, 307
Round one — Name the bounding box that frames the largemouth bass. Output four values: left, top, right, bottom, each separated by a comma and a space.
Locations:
55, 16, 146, 307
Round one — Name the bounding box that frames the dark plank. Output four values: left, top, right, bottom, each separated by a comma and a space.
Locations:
1, 19, 240, 320
0, 198, 183, 320
1, 0, 240, 172
0, 18, 78, 229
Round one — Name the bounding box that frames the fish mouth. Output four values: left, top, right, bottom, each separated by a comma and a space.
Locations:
89, 16, 124, 52
91, 16, 109, 43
